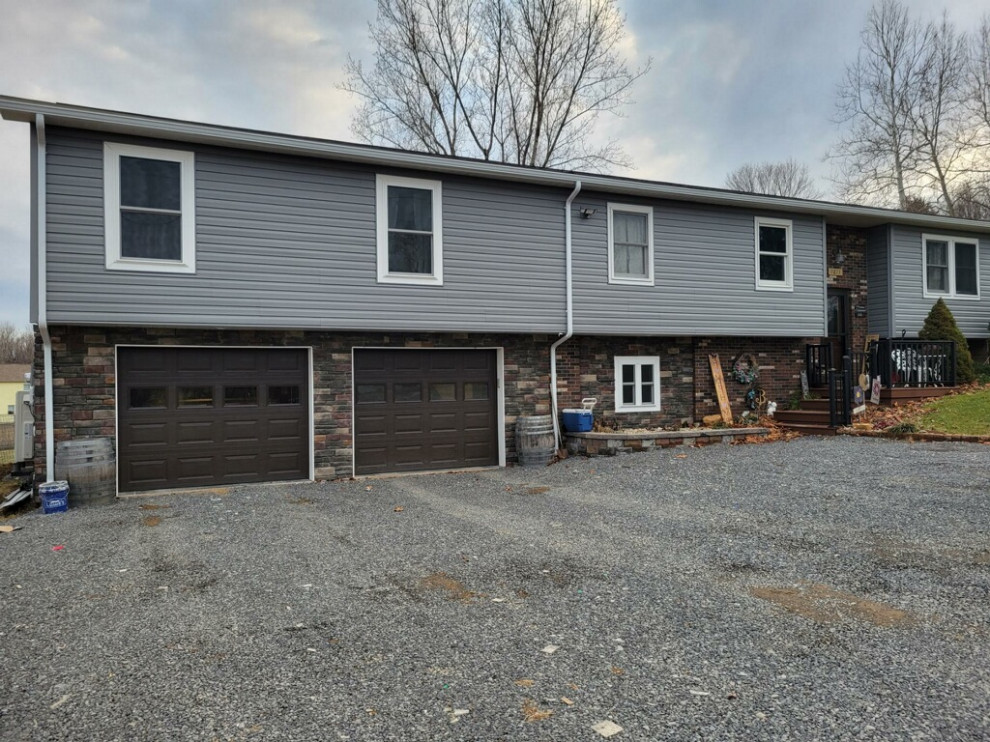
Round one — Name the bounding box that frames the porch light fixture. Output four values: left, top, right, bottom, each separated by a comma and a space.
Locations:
834, 250, 846, 265
580, 208, 596, 219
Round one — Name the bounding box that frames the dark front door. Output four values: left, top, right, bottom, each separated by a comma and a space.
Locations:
353, 349, 499, 476
117, 347, 310, 492
827, 289, 851, 368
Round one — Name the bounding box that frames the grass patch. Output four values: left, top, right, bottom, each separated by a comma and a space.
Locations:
915, 388, 990, 435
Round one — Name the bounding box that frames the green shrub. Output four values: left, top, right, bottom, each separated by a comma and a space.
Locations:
918, 298, 976, 384
976, 362, 990, 384
887, 421, 919, 435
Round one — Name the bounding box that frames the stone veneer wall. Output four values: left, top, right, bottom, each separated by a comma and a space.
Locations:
554, 336, 695, 428
826, 225, 869, 354
693, 337, 814, 420
31, 326, 556, 483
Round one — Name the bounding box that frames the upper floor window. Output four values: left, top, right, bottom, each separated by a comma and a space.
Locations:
614, 355, 661, 413
608, 203, 654, 285
924, 235, 979, 299
376, 175, 443, 285
755, 217, 793, 291
104, 143, 195, 273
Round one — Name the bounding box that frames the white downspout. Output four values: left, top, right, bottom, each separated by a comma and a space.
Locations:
35, 113, 54, 483
550, 180, 581, 449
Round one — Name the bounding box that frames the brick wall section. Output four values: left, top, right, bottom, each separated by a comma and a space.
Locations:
827, 225, 869, 354
693, 337, 815, 420
555, 336, 695, 428
33, 326, 555, 484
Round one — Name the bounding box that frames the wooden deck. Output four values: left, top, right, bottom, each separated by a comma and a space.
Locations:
879, 386, 956, 405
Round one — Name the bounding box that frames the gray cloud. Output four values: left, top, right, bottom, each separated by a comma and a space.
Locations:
1, 0, 986, 325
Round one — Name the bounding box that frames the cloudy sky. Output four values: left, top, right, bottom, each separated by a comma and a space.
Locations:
0, 0, 986, 328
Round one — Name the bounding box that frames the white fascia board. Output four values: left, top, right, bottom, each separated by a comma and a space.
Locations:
3, 95, 990, 234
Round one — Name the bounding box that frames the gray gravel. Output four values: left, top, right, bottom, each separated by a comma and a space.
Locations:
2, 436, 989, 741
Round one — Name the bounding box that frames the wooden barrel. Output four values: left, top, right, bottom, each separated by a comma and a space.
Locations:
55, 438, 116, 506
515, 415, 556, 467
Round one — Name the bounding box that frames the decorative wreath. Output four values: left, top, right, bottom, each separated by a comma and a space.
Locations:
731, 353, 760, 385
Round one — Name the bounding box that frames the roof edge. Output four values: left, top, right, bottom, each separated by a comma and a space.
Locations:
3, 94, 990, 232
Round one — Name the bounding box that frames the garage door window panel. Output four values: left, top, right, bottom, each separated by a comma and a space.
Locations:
356, 384, 387, 404
268, 385, 301, 405
393, 383, 422, 403
429, 382, 456, 401
130, 387, 167, 409
178, 386, 214, 407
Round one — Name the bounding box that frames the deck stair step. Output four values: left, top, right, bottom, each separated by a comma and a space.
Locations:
776, 422, 838, 437
774, 408, 834, 426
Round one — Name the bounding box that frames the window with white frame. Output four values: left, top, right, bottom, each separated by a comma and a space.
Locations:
376, 175, 443, 285
614, 356, 661, 412
104, 143, 196, 273
608, 203, 654, 285
755, 217, 793, 291
924, 234, 980, 298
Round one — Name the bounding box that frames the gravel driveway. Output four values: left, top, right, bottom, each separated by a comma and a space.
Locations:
2, 437, 989, 741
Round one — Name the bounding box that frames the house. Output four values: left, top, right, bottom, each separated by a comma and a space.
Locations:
1, 96, 988, 493
0, 364, 30, 414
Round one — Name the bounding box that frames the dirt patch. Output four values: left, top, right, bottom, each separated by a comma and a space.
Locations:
139, 503, 170, 511
286, 496, 315, 505
142, 515, 161, 527
524, 486, 550, 495
419, 572, 476, 602
750, 581, 914, 627
870, 538, 990, 570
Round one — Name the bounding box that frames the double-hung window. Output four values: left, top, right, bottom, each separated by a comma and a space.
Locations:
923, 234, 980, 299
608, 203, 654, 285
614, 356, 661, 413
755, 217, 793, 291
104, 143, 195, 273
376, 175, 443, 285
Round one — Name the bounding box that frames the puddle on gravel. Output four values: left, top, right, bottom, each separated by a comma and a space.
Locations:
750, 581, 915, 627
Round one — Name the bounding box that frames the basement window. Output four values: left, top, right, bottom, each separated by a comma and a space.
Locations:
614, 356, 661, 413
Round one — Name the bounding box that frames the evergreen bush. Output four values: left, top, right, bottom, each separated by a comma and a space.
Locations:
918, 298, 975, 384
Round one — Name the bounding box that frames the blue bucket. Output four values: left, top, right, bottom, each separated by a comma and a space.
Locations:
39, 481, 70, 514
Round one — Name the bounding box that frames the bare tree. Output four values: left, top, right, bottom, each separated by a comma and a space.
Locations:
342, 0, 649, 171
830, 0, 929, 210
906, 12, 970, 215
725, 159, 823, 199
0, 323, 33, 364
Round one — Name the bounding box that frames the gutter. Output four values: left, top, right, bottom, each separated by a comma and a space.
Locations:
34, 113, 55, 484
549, 180, 581, 449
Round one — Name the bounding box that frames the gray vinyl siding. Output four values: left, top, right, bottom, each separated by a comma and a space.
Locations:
890, 224, 990, 338
44, 127, 566, 333
572, 196, 826, 336
866, 226, 891, 336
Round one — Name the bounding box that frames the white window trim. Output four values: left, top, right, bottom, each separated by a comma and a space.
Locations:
607, 203, 654, 286
754, 216, 793, 292
922, 233, 981, 300
376, 174, 443, 286
104, 142, 196, 273
614, 355, 661, 413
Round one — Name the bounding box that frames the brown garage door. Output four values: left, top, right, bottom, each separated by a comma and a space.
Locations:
353, 349, 499, 475
117, 347, 309, 492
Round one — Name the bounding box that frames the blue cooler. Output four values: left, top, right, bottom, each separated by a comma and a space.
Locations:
562, 408, 593, 433
39, 481, 70, 514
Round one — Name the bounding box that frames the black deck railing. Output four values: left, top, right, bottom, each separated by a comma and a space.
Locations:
827, 355, 853, 428
807, 339, 955, 390
806, 343, 831, 387
870, 339, 955, 388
